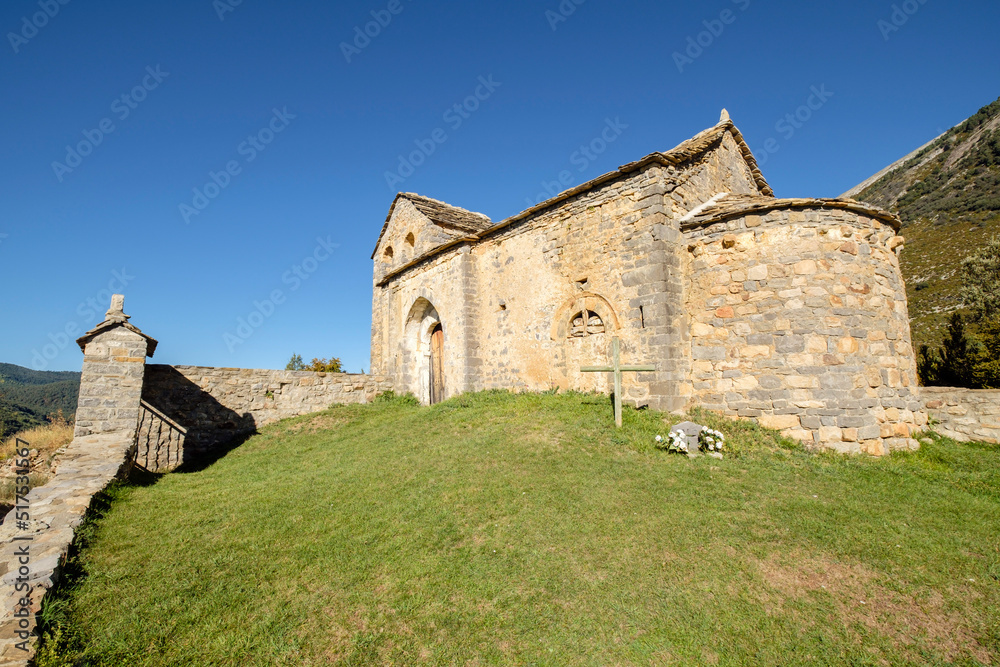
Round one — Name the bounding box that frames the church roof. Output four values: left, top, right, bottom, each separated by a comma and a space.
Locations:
374, 116, 795, 284
473, 117, 772, 240
677, 193, 902, 232
371, 193, 491, 259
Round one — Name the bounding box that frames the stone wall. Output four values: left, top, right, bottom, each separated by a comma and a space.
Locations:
920, 387, 1000, 443
683, 205, 924, 454
139, 365, 393, 464
1, 304, 152, 666
0, 434, 136, 667
0, 297, 396, 662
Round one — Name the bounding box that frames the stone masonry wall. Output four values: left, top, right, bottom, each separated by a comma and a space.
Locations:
1, 314, 149, 666
683, 206, 925, 454
0, 434, 135, 667
920, 387, 1000, 444
0, 357, 393, 664
141, 365, 393, 461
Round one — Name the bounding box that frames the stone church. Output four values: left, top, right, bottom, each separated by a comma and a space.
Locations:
370, 113, 925, 454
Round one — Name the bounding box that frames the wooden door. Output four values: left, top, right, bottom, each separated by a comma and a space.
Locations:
430, 325, 445, 404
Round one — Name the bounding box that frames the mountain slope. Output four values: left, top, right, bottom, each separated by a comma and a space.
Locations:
848, 97, 1000, 349
0, 363, 79, 386
0, 363, 81, 437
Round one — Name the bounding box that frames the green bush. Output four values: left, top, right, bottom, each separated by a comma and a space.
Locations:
285, 353, 344, 373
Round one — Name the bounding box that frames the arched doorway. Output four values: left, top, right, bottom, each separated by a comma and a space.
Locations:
430, 323, 444, 404
403, 297, 446, 405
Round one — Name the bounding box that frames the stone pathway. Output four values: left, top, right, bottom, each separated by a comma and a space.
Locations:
0, 434, 134, 666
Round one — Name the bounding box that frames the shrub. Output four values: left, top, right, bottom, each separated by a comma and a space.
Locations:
961, 235, 1000, 322
285, 354, 344, 373
307, 357, 343, 373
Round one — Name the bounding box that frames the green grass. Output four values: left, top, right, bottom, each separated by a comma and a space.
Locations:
40, 392, 999, 666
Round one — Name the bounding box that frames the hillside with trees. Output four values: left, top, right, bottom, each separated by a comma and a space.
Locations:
847, 97, 1000, 350
0, 363, 81, 438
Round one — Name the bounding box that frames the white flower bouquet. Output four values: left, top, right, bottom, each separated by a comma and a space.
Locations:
655, 431, 690, 454
698, 426, 724, 453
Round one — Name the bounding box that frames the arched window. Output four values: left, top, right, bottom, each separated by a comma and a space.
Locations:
551, 293, 620, 341
569, 310, 605, 337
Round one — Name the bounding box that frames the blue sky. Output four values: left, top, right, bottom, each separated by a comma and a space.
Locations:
2, 0, 998, 373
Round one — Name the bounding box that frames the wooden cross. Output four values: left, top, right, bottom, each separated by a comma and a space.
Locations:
581, 336, 655, 428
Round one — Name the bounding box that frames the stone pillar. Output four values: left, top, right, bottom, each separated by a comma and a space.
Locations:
628, 166, 691, 413
458, 246, 483, 394
73, 295, 158, 439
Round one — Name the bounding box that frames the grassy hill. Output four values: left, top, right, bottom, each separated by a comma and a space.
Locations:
0, 363, 80, 437
848, 97, 1000, 350
39, 392, 999, 666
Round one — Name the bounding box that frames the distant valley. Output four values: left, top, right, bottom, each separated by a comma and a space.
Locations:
0, 363, 80, 438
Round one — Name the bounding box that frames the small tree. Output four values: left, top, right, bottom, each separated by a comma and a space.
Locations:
285, 353, 305, 371
307, 357, 343, 373
917, 344, 941, 386
937, 313, 976, 387
919, 313, 977, 387
960, 235, 1000, 322
971, 316, 1000, 388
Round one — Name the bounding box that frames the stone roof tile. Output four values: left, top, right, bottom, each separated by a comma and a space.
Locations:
371, 193, 491, 258
678, 193, 902, 232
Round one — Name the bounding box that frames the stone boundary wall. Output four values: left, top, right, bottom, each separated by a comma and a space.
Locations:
920, 387, 1000, 444
0, 296, 398, 661
0, 434, 135, 666
139, 365, 393, 466
0, 302, 151, 666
